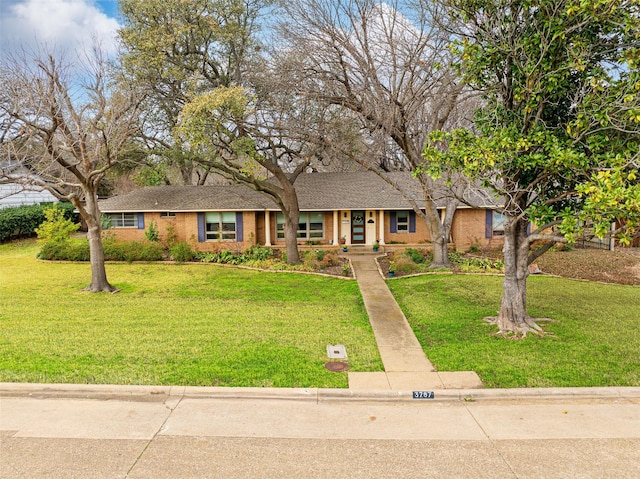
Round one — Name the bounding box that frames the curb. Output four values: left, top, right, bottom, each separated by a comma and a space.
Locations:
2, 383, 639, 403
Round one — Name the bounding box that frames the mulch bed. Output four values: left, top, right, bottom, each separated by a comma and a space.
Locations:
375, 247, 640, 285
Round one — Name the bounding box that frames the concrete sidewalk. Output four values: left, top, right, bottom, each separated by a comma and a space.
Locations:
345, 251, 483, 390
2, 384, 639, 478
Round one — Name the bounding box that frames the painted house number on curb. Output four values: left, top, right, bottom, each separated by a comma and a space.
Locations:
413, 391, 435, 399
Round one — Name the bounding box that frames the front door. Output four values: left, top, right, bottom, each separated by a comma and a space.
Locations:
351, 211, 365, 244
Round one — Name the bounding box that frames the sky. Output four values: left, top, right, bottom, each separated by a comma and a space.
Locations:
0, 0, 121, 56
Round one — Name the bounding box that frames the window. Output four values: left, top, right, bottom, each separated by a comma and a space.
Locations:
396, 211, 409, 232
492, 211, 505, 236
108, 213, 137, 228
390, 211, 415, 233
276, 212, 324, 239
160, 212, 175, 218
205, 212, 236, 241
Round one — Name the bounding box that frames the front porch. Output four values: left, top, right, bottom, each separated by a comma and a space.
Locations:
261, 209, 397, 248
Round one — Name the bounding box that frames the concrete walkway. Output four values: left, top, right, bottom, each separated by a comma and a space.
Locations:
344, 251, 483, 390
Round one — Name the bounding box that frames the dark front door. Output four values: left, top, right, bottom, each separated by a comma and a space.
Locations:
351, 211, 365, 244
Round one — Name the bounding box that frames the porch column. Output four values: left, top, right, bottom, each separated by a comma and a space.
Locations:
333, 210, 339, 245
378, 210, 385, 244
265, 210, 272, 246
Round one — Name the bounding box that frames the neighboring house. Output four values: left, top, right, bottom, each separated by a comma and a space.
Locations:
0, 162, 59, 209
0, 183, 59, 209
98, 171, 504, 251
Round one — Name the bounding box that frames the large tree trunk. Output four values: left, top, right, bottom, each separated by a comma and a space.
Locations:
430, 223, 450, 268
282, 212, 301, 264
76, 192, 117, 293
423, 199, 452, 268
279, 182, 302, 265
490, 214, 542, 336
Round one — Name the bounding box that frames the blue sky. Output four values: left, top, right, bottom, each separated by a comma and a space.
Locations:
96, 0, 119, 19
0, 0, 121, 55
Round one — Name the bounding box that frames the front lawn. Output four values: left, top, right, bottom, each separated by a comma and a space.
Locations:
388, 274, 640, 388
0, 241, 382, 387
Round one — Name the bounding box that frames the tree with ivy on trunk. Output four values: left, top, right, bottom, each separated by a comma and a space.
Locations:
178, 87, 296, 264
0, 47, 144, 292
422, 0, 640, 336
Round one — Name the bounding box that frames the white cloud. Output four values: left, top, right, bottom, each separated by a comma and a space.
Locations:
0, 0, 120, 56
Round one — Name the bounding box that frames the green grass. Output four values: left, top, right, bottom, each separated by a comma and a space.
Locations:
0, 241, 382, 387
3, 240, 639, 389
388, 274, 640, 388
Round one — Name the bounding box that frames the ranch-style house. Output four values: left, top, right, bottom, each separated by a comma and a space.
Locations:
98, 171, 505, 251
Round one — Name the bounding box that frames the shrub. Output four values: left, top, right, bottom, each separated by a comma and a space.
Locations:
139, 242, 166, 261
197, 250, 239, 264
302, 249, 337, 270
35, 205, 79, 244
0, 203, 76, 243
449, 254, 505, 273
448, 250, 463, 263
38, 239, 90, 261
220, 251, 240, 264
104, 239, 165, 262
170, 242, 193, 263
144, 221, 160, 242
303, 250, 320, 269
103, 239, 131, 262
342, 263, 351, 276
195, 251, 217, 263
391, 254, 422, 274
38, 239, 164, 262
404, 248, 428, 264
243, 245, 274, 261
164, 224, 177, 248
467, 244, 481, 254
196, 246, 277, 266
323, 250, 339, 266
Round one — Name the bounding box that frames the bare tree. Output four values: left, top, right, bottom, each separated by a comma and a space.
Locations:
0, 46, 143, 292
277, 0, 478, 266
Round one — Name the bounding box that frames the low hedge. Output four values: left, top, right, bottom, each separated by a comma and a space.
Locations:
0, 203, 76, 243
104, 239, 165, 262
38, 239, 90, 261
38, 238, 165, 262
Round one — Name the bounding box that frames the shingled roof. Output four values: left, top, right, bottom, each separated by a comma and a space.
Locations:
99, 171, 499, 212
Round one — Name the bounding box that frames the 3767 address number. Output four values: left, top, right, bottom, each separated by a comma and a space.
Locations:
412, 391, 435, 399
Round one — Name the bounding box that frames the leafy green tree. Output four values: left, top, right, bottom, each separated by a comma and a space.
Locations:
422, 0, 640, 336
118, 0, 269, 186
